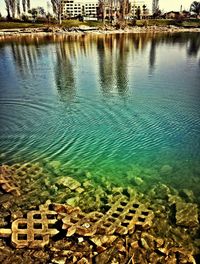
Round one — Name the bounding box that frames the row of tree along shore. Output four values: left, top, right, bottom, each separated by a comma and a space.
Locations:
1, 1, 200, 25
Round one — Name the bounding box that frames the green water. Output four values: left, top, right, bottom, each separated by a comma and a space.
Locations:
0, 33, 200, 196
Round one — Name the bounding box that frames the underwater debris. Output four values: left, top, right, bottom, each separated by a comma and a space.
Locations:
0, 161, 199, 263
56, 176, 81, 191
50, 236, 94, 264
89, 235, 117, 253
10, 162, 44, 179
175, 202, 199, 227
0, 165, 21, 196
0, 202, 59, 248
55, 196, 154, 237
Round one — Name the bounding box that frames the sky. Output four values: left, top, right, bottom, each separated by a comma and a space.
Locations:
0, 0, 194, 16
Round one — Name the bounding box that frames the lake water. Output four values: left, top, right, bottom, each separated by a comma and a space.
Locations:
0, 32, 200, 198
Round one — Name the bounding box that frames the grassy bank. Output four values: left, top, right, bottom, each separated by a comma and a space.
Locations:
0, 21, 44, 29
135, 19, 200, 28
0, 19, 199, 30
0, 20, 103, 30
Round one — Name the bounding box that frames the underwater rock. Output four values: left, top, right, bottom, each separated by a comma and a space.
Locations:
140, 233, 157, 250
149, 252, 166, 264
176, 202, 199, 227
90, 235, 117, 253
85, 171, 92, 179
83, 180, 93, 190
11, 211, 23, 221
179, 189, 195, 203
2, 200, 13, 210
0, 193, 13, 203
0, 153, 6, 159
54, 189, 72, 203
140, 238, 150, 250
160, 165, 173, 175
32, 250, 49, 261
66, 197, 80, 207
168, 194, 183, 205
0, 218, 7, 228
133, 176, 144, 186
76, 187, 85, 194
112, 187, 124, 194
170, 247, 196, 264
56, 176, 81, 191
78, 192, 102, 212
149, 183, 172, 200
51, 257, 67, 264
127, 187, 139, 198
49, 160, 61, 170
94, 240, 128, 264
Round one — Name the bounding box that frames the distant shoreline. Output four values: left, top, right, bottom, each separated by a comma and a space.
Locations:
0, 25, 200, 38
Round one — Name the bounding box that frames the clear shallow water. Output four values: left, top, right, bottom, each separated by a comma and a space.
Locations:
0, 33, 200, 193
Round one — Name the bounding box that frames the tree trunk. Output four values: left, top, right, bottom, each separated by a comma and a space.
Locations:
59, 1, 62, 25
10, 0, 16, 19
17, 0, 20, 17
27, 0, 30, 10
5, 0, 11, 18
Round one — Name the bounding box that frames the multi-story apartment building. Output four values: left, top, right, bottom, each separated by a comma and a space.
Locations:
61, 0, 99, 18
129, 0, 148, 17
61, 0, 149, 19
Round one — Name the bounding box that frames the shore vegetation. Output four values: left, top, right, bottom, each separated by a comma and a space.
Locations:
0, 18, 200, 30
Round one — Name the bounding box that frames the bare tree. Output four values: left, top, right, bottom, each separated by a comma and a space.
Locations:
4, 0, 28, 19
23, 0, 31, 12
120, 0, 130, 21
51, 0, 62, 24
98, 0, 106, 23
17, 0, 20, 16
9, 0, 16, 18
4, 0, 11, 18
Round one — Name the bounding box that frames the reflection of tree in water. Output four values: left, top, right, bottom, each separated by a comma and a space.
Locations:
54, 41, 76, 102
97, 34, 133, 96
97, 36, 115, 95
1, 32, 199, 98
149, 37, 156, 72
147, 32, 200, 70
187, 33, 200, 57
115, 34, 129, 96
97, 33, 157, 96
10, 38, 42, 78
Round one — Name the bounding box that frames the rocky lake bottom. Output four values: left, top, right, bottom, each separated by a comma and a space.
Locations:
0, 160, 199, 264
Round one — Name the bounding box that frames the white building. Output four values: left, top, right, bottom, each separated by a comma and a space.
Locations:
61, 0, 99, 18
129, 1, 148, 17
61, 0, 149, 19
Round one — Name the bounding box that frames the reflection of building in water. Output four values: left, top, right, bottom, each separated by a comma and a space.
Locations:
61, 0, 99, 18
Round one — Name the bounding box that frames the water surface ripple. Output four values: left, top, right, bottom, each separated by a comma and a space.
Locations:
0, 33, 200, 190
